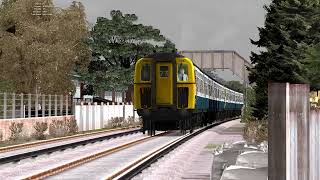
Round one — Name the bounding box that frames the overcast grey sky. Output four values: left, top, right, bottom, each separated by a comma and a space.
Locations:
53, 0, 271, 61
1, 0, 270, 61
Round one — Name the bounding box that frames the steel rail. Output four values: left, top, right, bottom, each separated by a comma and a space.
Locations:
0, 126, 141, 153
22, 131, 169, 180
110, 118, 239, 180
0, 128, 141, 165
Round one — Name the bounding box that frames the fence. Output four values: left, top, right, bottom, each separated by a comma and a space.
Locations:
268, 83, 319, 180
0, 93, 73, 119
75, 102, 139, 131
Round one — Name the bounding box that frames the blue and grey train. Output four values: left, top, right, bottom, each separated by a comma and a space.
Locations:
133, 53, 244, 135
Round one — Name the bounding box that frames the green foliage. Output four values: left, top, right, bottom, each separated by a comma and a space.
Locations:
0, 0, 90, 94
226, 81, 245, 93
241, 87, 256, 123
0, 81, 14, 93
33, 122, 48, 140
302, 44, 320, 90
248, 0, 320, 119
9, 122, 23, 141
84, 10, 176, 93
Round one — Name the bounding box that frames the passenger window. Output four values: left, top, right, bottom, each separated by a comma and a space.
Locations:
141, 64, 151, 81
177, 64, 188, 81
160, 66, 169, 77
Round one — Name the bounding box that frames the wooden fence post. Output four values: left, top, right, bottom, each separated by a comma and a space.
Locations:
268, 82, 310, 180
309, 109, 320, 180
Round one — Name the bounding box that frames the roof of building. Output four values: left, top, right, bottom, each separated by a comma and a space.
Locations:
179, 50, 252, 68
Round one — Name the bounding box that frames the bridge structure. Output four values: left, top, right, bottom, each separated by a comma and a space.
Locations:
179, 50, 252, 85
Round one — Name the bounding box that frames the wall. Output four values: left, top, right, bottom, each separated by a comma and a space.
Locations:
0, 115, 75, 141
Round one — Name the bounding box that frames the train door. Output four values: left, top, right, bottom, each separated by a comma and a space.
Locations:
156, 63, 173, 105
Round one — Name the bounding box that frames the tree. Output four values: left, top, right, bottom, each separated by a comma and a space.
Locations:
241, 86, 256, 123
248, 0, 320, 119
0, 0, 90, 94
302, 43, 320, 90
85, 10, 176, 94
226, 81, 245, 93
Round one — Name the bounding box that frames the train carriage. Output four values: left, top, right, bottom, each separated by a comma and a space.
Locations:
134, 53, 243, 135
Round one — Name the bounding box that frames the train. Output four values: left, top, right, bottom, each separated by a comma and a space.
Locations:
133, 52, 244, 135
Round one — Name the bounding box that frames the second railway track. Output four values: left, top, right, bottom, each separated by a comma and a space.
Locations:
0, 127, 141, 165
0, 118, 236, 180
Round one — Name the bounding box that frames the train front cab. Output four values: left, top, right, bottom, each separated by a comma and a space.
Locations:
134, 55, 196, 135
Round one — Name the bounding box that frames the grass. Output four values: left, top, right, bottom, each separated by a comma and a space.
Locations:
205, 143, 219, 149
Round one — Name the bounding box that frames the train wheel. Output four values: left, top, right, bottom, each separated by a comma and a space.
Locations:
147, 119, 152, 136
179, 119, 185, 135
152, 121, 156, 136
142, 118, 146, 134
189, 116, 194, 133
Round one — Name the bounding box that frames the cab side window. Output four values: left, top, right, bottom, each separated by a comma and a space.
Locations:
141, 64, 151, 81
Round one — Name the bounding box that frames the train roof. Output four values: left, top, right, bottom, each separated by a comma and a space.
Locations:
143, 53, 243, 95
193, 64, 243, 95
145, 52, 184, 61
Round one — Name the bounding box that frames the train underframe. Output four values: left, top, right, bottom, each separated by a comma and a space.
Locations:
137, 108, 242, 136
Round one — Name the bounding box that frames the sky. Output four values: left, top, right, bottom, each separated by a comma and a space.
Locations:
52, 0, 271, 61
0, 0, 270, 61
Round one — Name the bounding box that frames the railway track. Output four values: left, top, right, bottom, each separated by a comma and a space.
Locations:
24, 131, 169, 180
111, 119, 232, 180
47, 119, 234, 180
0, 126, 140, 153
0, 127, 141, 165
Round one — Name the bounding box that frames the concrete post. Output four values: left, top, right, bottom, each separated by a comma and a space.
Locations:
12, 93, 15, 119
60, 95, 63, 116
42, 94, 45, 117
28, 93, 31, 118
48, 95, 51, 116
55, 94, 58, 116
65, 95, 68, 116
35, 94, 38, 117
3, 93, 7, 119
20, 93, 23, 118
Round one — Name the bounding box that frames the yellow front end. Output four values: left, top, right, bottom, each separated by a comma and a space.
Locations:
133, 57, 196, 110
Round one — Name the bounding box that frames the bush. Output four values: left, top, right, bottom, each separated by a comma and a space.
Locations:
104, 116, 142, 129
49, 118, 78, 137
32, 122, 48, 140
127, 116, 135, 125
241, 87, 256, 123
243, 116, 268, 144
65, 118, 78, 135
49, 120, 68, 138
9, 122, 24, 141
109, 117, 125, 128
